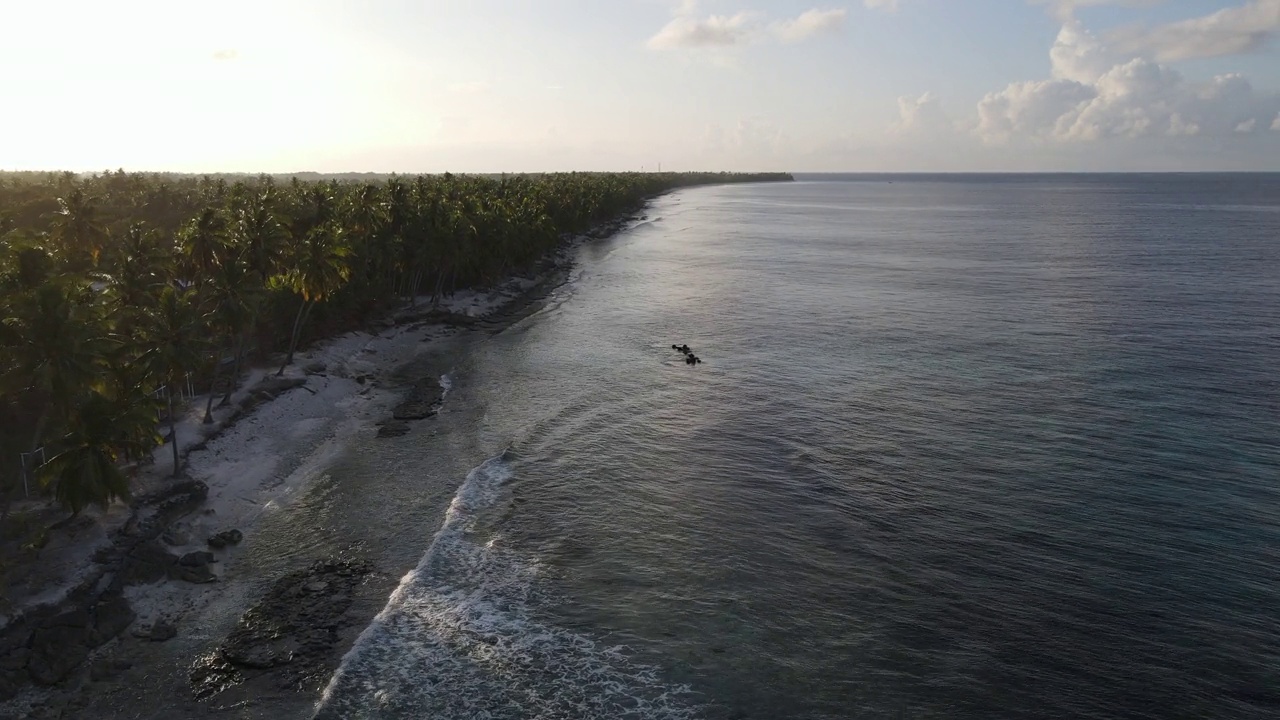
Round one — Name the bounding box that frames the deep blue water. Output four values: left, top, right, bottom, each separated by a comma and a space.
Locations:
317, 175, 1280, 719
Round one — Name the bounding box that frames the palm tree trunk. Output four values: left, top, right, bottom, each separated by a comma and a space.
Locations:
278, 299, 311, 376
203, 338, 227, 424
432, 268, 446, 308
168, 389, 180, 478
218, 331, 246, 408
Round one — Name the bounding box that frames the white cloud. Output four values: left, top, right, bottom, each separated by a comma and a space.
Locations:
893, 92, 953, 134
211, 49, 238, 61
773, 9, 847, 43
1110, 0, 1280, 62
863, 0, 900, 11
974, 17, 1280, 145
1167, 113, 1200, 136
648, 5, 846, 50
1036, 0, 1163, 24
648, 11, 758, 49
1049, 22, 1114, 83
1273, 112, 1280, 130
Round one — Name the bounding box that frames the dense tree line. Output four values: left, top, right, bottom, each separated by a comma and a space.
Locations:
0, 170, 791, 516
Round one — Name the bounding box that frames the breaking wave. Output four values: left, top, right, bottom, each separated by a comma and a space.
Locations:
313, 451, 700, 719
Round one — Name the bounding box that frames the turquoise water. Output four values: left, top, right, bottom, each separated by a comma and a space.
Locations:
316, 175, 1280, 719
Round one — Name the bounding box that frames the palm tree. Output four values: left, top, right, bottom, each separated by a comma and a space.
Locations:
177, 207, 227, 282
49, 188, 107, 270
274, 220, 350, 375
103, 223, 172, 336
138, 285, 209, 477
234, 192, 286, 284
39, 390, 152, 516
202, 250, 259, 422
214, 193, 284, 407
0, 280, 111, 454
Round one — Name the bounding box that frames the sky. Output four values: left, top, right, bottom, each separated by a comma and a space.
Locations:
1, 0, 1278, 173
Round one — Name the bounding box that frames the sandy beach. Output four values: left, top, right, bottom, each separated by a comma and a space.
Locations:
0, 224, 610, 720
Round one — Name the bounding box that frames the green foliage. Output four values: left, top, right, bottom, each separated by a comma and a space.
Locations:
38, 391, 137, 515
0, 169, 792, 512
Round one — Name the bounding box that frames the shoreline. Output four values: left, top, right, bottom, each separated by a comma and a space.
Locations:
0, 208, 643, 719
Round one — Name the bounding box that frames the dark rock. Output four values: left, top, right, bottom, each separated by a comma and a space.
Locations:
90, 596, 135, 647
391, 378, 444, 421
121, 541, 179, 586
89, 658, 132, 682
207, 529, 243, 549
303, 361, 327, 375
179, 551, 215, 567
257, 376, 307, 395
91, 546, 120, 564
192, 558, 375, 698
48, 610, 91, 630
27, 626, 89, 685
0, 649, 29, 672
376, 420, 410, 438
175, 564, 218, 584
391, 404, 437, 421
148, 620, 176, 642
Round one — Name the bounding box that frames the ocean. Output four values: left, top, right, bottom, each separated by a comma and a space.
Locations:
310, 174, 1280, 719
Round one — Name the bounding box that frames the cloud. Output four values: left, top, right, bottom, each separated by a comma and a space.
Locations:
893, 92, 953, 134
974, 18, 1280, 144
863, 0, 900, 11
1035, 0, 1163, 24
211, 49, 238, 61
1110, 0, 1280, 61
648, 4, 846, 50
773, 9, 847, 42
1273, 112, 1280, 130
648, 10, 758, 49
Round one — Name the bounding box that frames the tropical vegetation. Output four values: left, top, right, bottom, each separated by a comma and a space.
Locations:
0, 170, 791, 516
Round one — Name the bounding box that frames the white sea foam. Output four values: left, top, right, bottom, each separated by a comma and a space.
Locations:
314, 452, 700, 720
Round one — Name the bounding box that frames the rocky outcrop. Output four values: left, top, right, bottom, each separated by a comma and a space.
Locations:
207, 529, 243, 549
190, 559, 374, 699
376, 420, 411, 438
18, 595, 138, 687
0, 480, 213, 700
391, 378, 444, 421
90, 597, 136, 647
